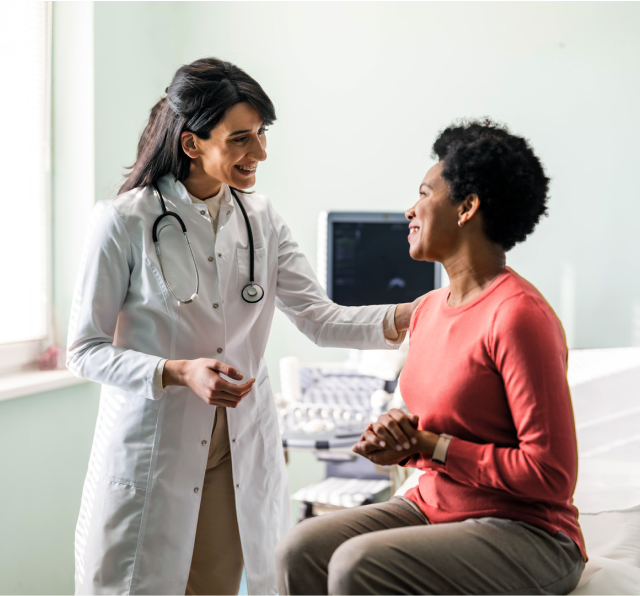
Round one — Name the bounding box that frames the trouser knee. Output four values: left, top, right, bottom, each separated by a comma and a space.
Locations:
275, 521, 318, 594
327, 537, 371, 595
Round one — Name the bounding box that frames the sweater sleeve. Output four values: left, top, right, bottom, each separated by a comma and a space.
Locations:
439, 294, 578, 503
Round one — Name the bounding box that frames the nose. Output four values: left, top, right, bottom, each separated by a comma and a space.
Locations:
405, 204, 416, 221
248, 134, 267, 162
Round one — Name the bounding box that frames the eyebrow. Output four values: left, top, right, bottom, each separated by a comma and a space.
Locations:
228, 122, 266, 137
420, 183, 433, 190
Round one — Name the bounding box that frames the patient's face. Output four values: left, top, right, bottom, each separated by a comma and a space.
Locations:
405, 162, 459, 262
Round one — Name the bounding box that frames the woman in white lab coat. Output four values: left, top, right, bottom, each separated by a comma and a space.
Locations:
67, 57, 417, 595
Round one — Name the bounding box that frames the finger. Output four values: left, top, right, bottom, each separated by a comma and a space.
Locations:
353, 440, 378, 457
363, 429, 386, 449
209, 386, 255, 406
372, 423, 402, 451
383, 416, 413, 450
213, 384, 254, 404
206, 360, 245, 381
210, 398, 239, 408
213, 377, 255, 396
389, 410, 418, 445
409, 413, 420, 428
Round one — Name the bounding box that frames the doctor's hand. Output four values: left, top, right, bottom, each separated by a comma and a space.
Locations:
163, 359, 255, 408
395, 293, 429, 332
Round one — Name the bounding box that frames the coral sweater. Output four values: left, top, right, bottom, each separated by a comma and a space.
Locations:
400, 268, 586, 559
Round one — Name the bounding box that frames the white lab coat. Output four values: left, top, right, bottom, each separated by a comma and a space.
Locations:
67, 175, 395, 595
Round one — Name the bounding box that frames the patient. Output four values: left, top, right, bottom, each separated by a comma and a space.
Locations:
275, 119, 586, 595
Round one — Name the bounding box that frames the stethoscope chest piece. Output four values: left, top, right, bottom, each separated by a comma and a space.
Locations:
242, 282, 264, 303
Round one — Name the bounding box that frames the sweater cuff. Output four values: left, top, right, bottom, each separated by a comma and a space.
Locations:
397, 453, 418, 468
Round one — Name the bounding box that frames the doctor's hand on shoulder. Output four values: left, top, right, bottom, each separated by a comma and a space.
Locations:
163, 359, 256, 407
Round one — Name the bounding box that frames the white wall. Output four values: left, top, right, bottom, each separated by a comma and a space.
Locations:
94, 2, 640, 390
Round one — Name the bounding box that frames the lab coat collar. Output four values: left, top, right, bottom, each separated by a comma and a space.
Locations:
157, 174, 232, 209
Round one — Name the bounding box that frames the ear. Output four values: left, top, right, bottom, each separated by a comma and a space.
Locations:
180, 132, 199, 158
457, 194, 481, 226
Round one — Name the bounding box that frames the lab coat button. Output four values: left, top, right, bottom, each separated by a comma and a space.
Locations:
226, 210, 231, 215
217, 252, 223, 258
232, 438, 236, 443
200, 210, 206, 216
201, 440, 207, 446
208, 256, 214, 262
194, 487, 200, 493
236, 484, 240, 489
217, 348, 223, 354
213, 303, 219, 309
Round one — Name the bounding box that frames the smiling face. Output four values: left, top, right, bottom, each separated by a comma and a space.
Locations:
405, 162, 461, 262
182, 102, 268, 191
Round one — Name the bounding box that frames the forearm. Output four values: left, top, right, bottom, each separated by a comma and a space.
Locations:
441, 438, 575, 502
162, 359, 190, 387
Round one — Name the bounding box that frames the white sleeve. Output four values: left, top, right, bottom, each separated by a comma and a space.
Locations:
153, 359, 168, 393
268, 200, 399, 350
383, 304, 407, 345
66, 201, 165, 400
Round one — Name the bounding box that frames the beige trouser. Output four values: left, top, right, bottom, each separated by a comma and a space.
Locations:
276, 497, 585, 595
186, 407, 244, 595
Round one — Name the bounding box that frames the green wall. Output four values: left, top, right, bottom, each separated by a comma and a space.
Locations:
0, 383, 100, 594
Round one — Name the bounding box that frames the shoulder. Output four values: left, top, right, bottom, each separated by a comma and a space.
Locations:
410, 286, 447, 333
491, 270, 565, 345
109, 185, 155, 222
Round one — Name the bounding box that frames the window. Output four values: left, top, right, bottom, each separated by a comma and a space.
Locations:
0, 2, 51, 373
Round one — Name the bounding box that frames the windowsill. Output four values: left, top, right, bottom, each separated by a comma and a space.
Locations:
0, 368, 89, 403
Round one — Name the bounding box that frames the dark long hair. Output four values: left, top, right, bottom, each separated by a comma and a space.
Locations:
119, 57, 276, 194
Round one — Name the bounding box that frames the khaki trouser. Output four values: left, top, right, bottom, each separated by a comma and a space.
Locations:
186, 407, 244, 595
276, 497, 585, 595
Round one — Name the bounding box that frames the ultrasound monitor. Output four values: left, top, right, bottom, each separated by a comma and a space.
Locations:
318, 212, 441, 307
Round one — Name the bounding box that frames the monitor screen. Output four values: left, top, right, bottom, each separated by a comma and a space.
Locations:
325, 214, 438, 307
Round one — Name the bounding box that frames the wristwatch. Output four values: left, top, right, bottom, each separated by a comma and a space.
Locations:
431, 433, 453, 465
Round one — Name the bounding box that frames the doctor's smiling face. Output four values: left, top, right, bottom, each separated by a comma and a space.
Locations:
405, 162, 464, 263
180, 102, 268, 198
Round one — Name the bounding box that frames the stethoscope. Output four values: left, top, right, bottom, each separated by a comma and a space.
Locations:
152, 183, 265, 305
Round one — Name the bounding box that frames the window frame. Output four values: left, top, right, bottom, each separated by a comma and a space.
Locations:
0, 2, 53, 376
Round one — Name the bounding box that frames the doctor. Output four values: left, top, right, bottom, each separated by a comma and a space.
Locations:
67, 57, 419, 596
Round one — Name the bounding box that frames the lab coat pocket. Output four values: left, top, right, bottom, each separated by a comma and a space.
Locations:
256, 376, 283, 471
80, 477, 146, 594
237, 247, 270, 306
101, 388, 162, 489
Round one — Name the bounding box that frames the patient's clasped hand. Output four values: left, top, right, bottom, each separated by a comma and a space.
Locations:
352, 408, 438, 466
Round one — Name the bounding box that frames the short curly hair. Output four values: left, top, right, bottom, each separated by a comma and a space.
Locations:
432, 118, 550, 251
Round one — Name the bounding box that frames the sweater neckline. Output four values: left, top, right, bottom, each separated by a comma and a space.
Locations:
439, 267, 512, 317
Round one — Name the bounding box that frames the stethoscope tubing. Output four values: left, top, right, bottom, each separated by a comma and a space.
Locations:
152, 182, 263, 306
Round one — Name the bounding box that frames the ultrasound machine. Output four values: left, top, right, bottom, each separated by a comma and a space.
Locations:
279, 212, 441, 519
